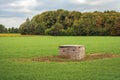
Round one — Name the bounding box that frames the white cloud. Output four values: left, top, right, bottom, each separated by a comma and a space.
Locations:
73, 0, 87, 4
0, 17, 26, 28
71, 0, 114, 5
9, 0, 42, 13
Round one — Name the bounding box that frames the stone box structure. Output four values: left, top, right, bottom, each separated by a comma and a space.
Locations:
59, 45, 85, 60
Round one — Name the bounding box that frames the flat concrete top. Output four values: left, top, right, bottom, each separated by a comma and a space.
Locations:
59, 45, 84, 48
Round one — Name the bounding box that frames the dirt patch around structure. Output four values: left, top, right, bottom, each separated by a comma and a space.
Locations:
14, 53, 120, 62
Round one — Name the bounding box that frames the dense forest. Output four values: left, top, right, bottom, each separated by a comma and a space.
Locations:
19, 9, 120, 36
0, 24, 19, 33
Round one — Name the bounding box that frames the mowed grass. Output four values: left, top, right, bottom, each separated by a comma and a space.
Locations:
0, 36, 120, 80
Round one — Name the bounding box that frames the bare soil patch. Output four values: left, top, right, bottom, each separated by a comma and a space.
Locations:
14, 53, 119, 62
31, 54, 119, 62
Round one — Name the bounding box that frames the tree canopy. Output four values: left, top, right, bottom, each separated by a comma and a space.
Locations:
0, 24, 6, 33
19, 9, 120, 36
0, 24, 19, 33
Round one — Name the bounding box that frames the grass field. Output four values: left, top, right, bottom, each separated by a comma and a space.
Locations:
0, 36, 120, 80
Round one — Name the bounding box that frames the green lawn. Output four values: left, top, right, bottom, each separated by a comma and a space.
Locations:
0, 36, 120, 80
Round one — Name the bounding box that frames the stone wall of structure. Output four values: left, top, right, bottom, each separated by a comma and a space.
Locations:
59, 45, 85, 60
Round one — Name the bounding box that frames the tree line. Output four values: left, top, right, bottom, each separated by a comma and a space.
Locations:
20, 9, 120, 36
0, 24, 19, 33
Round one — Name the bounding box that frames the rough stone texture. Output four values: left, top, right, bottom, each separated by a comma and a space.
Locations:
59, 45, 85, 60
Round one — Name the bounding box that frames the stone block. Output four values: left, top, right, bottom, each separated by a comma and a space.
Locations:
59, 45, 85, 60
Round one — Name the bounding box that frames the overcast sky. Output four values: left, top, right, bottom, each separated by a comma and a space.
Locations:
0, 0, 120, 28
